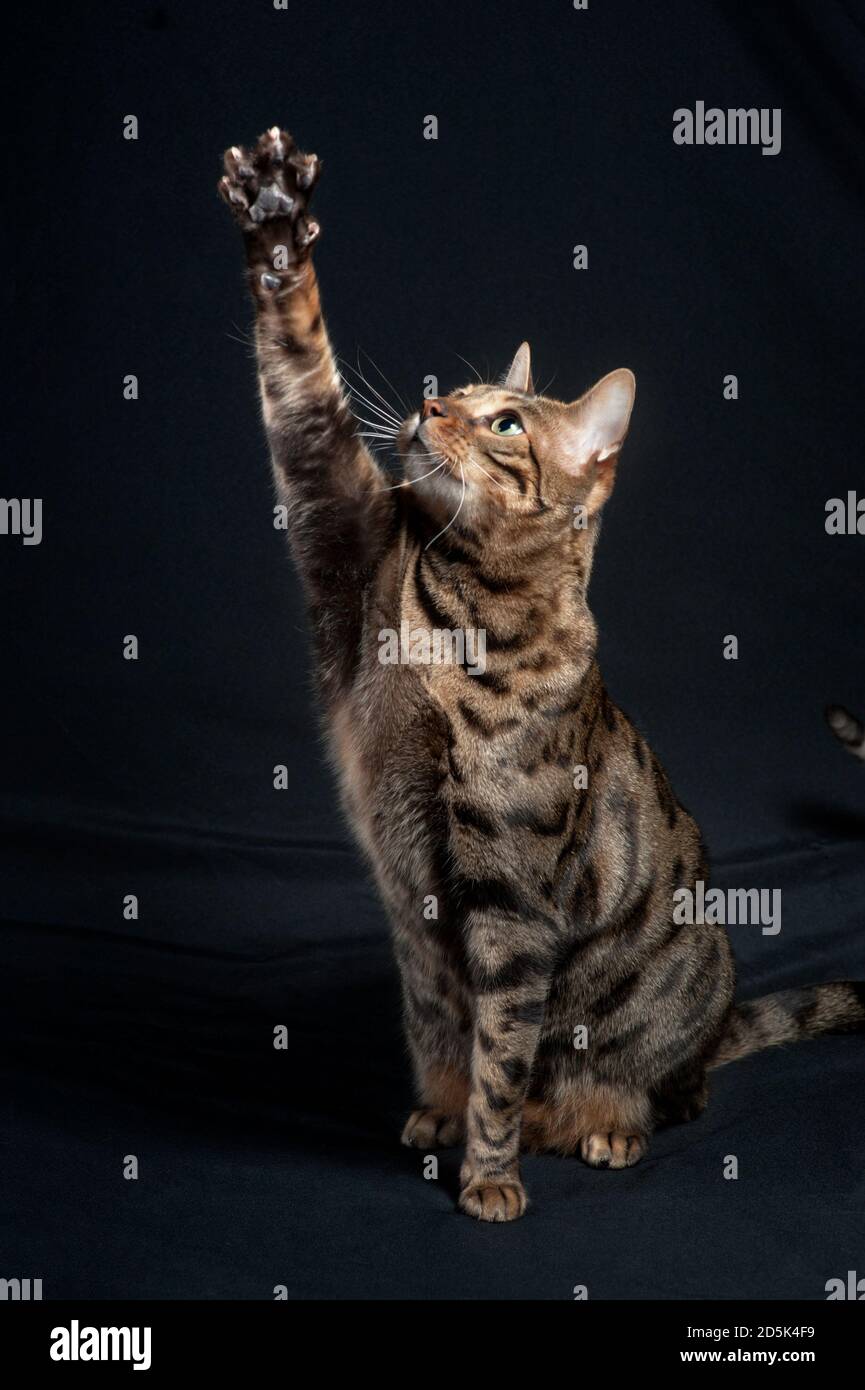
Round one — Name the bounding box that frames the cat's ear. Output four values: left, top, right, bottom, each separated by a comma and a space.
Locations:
501, 342, 533, 394
558, 368, 635, 509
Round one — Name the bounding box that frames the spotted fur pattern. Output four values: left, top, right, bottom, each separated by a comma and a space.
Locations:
219, 129, 864, 1220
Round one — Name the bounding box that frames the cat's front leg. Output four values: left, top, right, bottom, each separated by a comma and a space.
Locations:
219, 127, 340, 468
459, 917, 552, 1222
218, 128, 392, 676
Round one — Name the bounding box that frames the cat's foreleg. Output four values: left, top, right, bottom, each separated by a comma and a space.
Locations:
218, 128, 392, 633
459, 916, 552, 1221
397, 946, 471, 1149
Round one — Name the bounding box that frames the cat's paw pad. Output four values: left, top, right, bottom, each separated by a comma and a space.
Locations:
579, 1131, 646, 1169
218, 126, 321, 255
459, 1180, 528, 1222
401, 1108, 463, 1149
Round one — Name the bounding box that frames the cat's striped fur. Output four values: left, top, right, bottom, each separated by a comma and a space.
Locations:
219, 129, 864, 1220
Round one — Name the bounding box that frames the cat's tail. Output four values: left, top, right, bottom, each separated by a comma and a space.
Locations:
826, 704, 865, 761
710, 982, 865, 1067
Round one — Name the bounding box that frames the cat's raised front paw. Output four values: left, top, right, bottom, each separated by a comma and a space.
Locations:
218, 126, 321, 259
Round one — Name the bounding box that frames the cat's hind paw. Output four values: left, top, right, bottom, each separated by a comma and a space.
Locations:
401, 1108, 464, 1149
579, 1131, 647, 1169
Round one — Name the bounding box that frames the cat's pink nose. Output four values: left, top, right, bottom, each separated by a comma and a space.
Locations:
421, 398, 448, 420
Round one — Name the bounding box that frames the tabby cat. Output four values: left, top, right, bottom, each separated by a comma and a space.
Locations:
219, 128, 864, 1221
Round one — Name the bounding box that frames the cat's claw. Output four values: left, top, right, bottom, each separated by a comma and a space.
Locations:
218, 126, 322, 258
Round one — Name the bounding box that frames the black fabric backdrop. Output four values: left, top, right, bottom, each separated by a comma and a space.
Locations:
3, 0, 865, 1299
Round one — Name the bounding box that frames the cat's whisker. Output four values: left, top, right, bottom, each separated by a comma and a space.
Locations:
224, 329, 256, 355
425, 462, 466, 549
354, 417, 400, 437
382, 461, 447, 492
342, 377, 404, 429
346, 396, 403, 430
353, 415, 399, 436
343, 378, 401, 418
345, 380, 401, 416
340, 357, 406, 423
352, 400, 402, 431
470, 459, 522, 494
358, 441, 401, 455
453, 351, 484, 385
352, 459, 446, 496
358, 346, 414, 411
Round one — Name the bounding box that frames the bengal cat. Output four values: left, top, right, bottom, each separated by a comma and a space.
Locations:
218, 127, 865, 1221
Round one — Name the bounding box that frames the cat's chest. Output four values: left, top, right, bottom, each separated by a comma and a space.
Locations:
330, 558, 590, 890
393, 568, 583, 802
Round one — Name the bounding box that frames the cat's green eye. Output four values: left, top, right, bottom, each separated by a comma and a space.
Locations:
490, 414, 524, 436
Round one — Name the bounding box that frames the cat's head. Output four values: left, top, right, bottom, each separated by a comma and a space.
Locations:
398, 344, 635, 545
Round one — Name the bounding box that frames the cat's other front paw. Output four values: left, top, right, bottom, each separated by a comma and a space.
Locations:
401, 1108, 464, 1149
218, 126, 321, 260
459, 1179, 528, 1223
